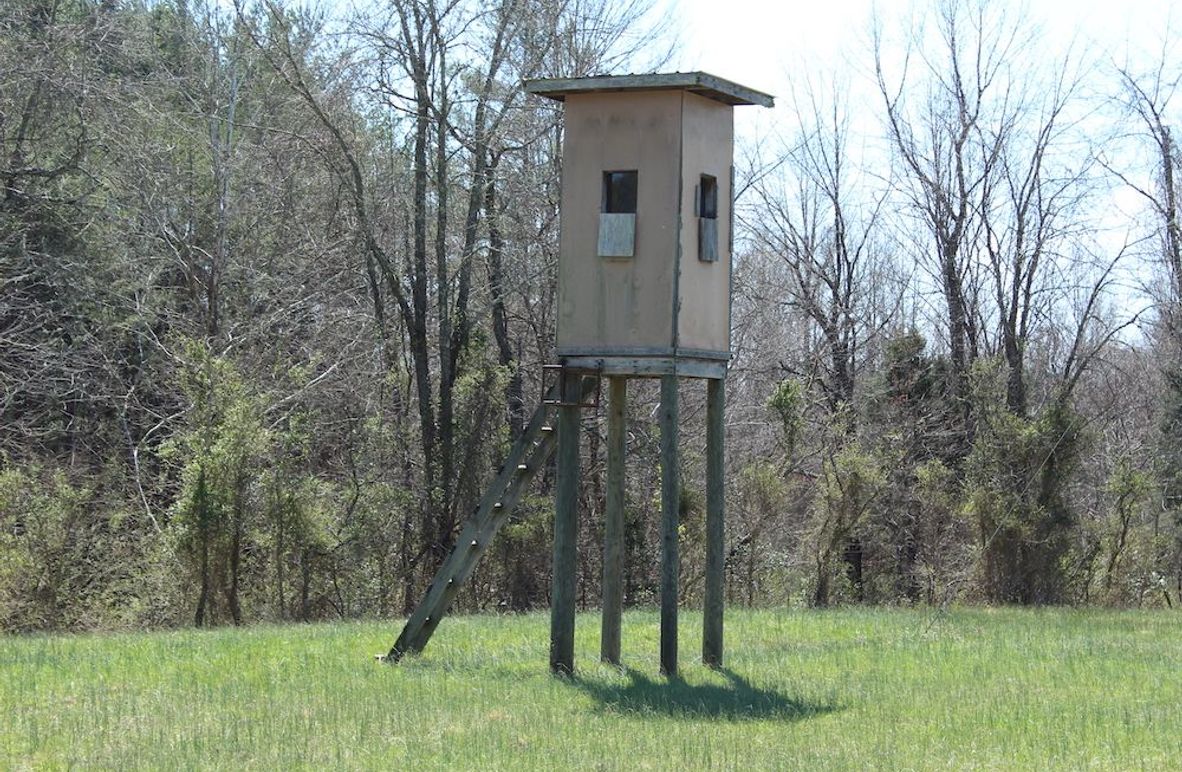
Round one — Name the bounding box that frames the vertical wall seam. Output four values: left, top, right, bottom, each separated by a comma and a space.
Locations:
671, 91, 685, 356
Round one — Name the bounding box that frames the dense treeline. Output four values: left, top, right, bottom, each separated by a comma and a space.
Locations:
1, 0, 1179, 632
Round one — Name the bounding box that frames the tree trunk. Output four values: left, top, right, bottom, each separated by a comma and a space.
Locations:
485, 159, 524, 437
196, 535, 210, 627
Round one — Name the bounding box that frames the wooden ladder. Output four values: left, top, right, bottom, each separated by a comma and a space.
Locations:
385, 376, 597, 662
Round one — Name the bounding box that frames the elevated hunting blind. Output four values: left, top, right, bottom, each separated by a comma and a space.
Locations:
535, 72, 773, 377
386, 72, 772, 677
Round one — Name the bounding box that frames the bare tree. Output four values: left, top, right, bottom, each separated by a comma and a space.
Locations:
1111, 54, 1182, 314
1110, 42, 1182, 597
749, 79, 889, 420
874, 0, 1013, 423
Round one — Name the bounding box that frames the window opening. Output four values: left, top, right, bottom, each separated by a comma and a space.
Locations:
698, 174, 719, 262
603, 171, 638, 214
699, 174, 718, 219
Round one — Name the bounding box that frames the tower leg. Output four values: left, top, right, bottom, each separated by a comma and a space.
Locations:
659, 374, 680, 677
601, 377, 626, 665
550, 373, 581, 675
703, 377, 725, 668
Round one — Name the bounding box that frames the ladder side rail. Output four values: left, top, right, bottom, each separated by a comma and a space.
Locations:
386, 376, 596, 662
388, 383, 562, 661
400, 430, 561, 654
455, 431, 559, 586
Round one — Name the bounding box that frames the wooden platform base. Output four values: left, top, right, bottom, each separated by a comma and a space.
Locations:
558, 355, 726, 380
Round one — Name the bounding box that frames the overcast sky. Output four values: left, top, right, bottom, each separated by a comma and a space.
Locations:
670, 0, 1177, 138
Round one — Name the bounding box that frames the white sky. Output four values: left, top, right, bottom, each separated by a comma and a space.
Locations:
671, 0, 1177, 138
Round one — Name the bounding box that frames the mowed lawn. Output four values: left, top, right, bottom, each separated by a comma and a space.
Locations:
2, 607, 1180, 770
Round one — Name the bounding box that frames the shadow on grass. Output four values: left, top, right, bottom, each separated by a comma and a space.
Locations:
571, 667, 837, 722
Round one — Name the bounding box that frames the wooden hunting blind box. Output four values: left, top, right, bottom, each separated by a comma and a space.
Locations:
386, 72, 772, 678
524, 72, 774, 378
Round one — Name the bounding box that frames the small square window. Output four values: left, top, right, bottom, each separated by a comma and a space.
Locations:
603, 171, 638, 214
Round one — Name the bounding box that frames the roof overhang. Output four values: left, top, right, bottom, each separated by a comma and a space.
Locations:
523, 71, 774, 108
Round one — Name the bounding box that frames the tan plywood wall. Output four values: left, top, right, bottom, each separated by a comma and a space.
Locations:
556, 92, 682, 355
556, 90, 732, 361
675, 93, 733, 355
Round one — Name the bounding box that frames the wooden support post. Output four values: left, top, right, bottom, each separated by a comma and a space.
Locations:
601, 377, 627, 665
550, 372, 581, 675
703, 377, 725, 668
659, 374, 680, 677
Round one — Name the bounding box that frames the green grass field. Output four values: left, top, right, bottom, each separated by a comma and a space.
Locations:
2, 607, 1180, 770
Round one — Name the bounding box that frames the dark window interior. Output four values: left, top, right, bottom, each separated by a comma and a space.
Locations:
699, 174, 718, 219
603, 171, 638, 214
